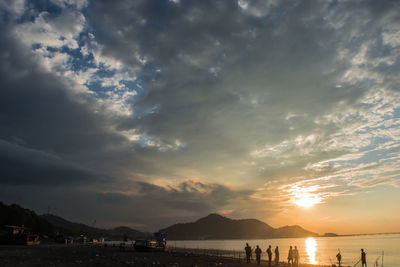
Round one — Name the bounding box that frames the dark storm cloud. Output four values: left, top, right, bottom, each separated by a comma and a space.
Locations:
0, 139, 101, 185
0, 21, 132, 177
0, 22, 151, 190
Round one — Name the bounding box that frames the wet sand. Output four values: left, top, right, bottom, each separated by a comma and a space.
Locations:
0, 244, 333, 267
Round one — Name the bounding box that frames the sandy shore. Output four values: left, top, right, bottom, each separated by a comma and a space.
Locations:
0, 244, 333, 267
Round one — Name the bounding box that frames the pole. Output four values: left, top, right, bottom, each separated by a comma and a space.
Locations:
381, 251, 384, 267
353, 259, 361, 267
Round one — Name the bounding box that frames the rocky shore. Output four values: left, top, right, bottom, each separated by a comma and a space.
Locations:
0, 244, 332, 267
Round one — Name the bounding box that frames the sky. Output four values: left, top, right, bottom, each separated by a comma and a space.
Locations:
0, 0, 399, 235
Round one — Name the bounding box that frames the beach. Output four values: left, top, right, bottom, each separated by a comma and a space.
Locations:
0, 244, 333, 267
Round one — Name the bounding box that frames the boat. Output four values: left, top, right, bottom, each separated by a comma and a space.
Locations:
0, 225, 40, 245
55, 233, 74, 244
75, 235, 87, 244
134, 232, 167, 252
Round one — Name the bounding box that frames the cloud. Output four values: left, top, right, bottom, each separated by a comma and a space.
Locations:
0, 139, 104, 185
0, 21, 134, 181
0, 0, 26, 19
15, 9, 85, 50
50, 0, 88, 10
0, 0, 399, 231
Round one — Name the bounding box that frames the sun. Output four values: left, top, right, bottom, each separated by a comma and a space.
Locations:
288, 185, 323, 208
292, 193, 321, 208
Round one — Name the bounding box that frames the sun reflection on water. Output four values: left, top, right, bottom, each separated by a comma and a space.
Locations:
305, 237, 318, 264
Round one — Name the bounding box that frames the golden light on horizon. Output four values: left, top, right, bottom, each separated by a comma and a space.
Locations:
305, 237, 318, 264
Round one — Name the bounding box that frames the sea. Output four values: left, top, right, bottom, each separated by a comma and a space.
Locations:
168, 233, 400, 266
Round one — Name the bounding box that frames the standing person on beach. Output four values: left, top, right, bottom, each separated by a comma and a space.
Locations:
255, 245, 262, 265
274, 246, 280, 266
266, 245, 272, 266
294, 246, 299, 267
336, 250, 342, 267
245, 243, 252, 264
361, 248, 367, 267
288, 246, 294, 267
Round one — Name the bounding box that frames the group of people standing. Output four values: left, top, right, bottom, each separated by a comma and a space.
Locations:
245, 243, 367, 266
244, 243, 299, 266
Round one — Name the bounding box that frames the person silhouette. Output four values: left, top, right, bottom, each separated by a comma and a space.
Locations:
361, 248, 367, 267
266, 245, 272, 266
288, 246, 294, 267
294, 246, 299, 267
336, 249, 342, 267
245, 243, 252, 264
274, 246, 280, 266
255, 245, 262, 265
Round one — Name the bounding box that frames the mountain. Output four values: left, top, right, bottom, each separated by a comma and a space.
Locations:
159, 213, 317, 240
0, 202, 148, 239
41, 214, 149, 239
274, 225, 317, 238
40, 214, 88, 233
0, 202, 54, 236
111, 226, 147, 238
1, 202, 318, 240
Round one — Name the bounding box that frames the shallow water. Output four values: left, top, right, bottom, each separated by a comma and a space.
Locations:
169, 233, 400, 266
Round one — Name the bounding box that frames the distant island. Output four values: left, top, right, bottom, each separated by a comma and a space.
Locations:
159, 213, 318, 240
322, 232, 339, 237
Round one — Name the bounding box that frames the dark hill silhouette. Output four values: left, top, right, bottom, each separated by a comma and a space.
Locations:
1, 202, 318, 240
40, 214, 86, 233
0, 202, 148, 239
159, 213, 317, 240
41, 214, 149, 239
0, 202, 54, 236
274, 225, 316, 238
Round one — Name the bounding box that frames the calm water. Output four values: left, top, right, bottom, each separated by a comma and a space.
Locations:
168, 234, 400, 266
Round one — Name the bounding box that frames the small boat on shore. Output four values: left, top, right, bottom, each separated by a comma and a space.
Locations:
0, 225, 40, 245
134, 232, 167, 252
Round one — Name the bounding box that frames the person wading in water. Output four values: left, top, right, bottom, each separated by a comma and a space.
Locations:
255, 245, 262, 266
336, 249, 342, 267
274, 246, 280, 266
361, 248, 367, 267
245, 243, 252, 264
294, 246, 299, 267
266, 245, 272, 266
288, 246, 294, 267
